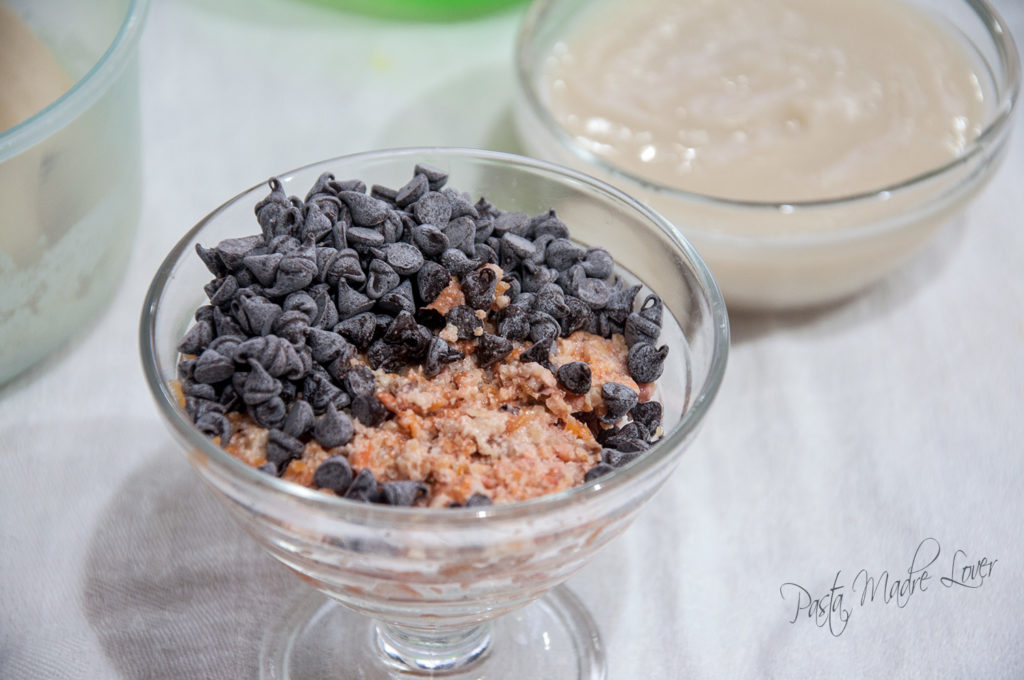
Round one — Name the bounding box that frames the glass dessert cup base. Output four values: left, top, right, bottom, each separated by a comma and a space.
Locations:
261, 585, 604, 679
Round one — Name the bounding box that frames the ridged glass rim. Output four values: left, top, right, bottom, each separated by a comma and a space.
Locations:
0, 0, 151, 162
514, 0, 1021, 247
139, 147, 730, 526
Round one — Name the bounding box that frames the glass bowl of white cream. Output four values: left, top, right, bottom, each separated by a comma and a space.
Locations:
514, 0, 1020, 310
0, 0, 149, 383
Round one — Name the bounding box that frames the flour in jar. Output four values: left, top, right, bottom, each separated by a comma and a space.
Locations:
540, 0, 989, 202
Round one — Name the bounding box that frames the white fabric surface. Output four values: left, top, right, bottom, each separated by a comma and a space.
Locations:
2, 0, 1023, 677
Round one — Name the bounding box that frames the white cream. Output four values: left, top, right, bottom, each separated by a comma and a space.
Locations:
541, 0, 988, 203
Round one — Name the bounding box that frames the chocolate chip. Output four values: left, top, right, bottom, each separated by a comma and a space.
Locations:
411, 262, 447, 305
283, 399, 315, 438
366, 259, 400, 299
624, 312, 661, 347
556, 361, 592, 394
304, 172, 335, 201
501, 232, 537, 262
531, 210, 569, 239
252, 397, 288, 429
382, 480, 429, 506
520, 337, 553, 369
322, 248, 365, 287
335, 280, 376, 318
382, 242, 424, 276
396, 173, 428, 208
333, 311, 376, 350
272, 310, 309, 345
311, 290, 339, 330
414, 163, 448, 191
344, 468, 383, 502
302, 203, 335, 243
330, 178, 367, 195
603, 431, 650, 453
545, 238, 584, 271
344, 234, 382, 266
534, 283, 569, 318
496, 304, 530, 340
383, 312, 430, 359
234, 293, 282, 336
411, 224, 449, 257
604, 282, 640, 324
474, 216, 494, 243
615, 421, 649, 441
377, 279, 416, 316
193, 348, 235, 384
638, 293, 664, 326
303, 370, 347, 415
413, 191, 453, 227
368, 338, 405, 371
601, 383, 638, 423
560, 295, 592, 337
242, 361, 282, 405
178, 319, 214, 355
235, 335, 306, 380
351, 393, 387, 427
343, 365, 376, 399
304, 327, 348, 365
440, 249, 480, 277
268, 234, 300, 255
337, 191, 389, 226
313, 455, 354, 494
601, 448, 644, 468
528, 311, 561, 342
581, 247, 614, 279
266, 239, 319, 297
577, 278, 611, 309
370, 184, 399, 204
465, 493, 492, 507
315, 403, 354, 448
448, 191, 481, 221
196, 243, 226, 277
254, 179, 296, 237
446, 305, 483, 339
475, 333, 513, 368
283, 291, 318, 322
462, 267, 497, 310
557, 263, 586, 298
627, 342, 669, 383
493, 211, 530, 236
520, 261, 558, 293
205, 275, 239, 307
424, 336, 464, 377
473, 243, 498, 265
215, 235, 263, 272
631, 401, 663, 437
584, 462, 615, 482
196, 411, 232, 444
444, 216, 476, 254
266, 428, 304, 469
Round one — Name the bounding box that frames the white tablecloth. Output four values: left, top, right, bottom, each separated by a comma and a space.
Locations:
3, 0, 1023, 677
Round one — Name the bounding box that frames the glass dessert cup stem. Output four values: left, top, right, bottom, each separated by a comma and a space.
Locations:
260, 585, 605, 679
374, 620, 493, 672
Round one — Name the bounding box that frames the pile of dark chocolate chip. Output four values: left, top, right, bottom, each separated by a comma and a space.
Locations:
176, 164, 669, 505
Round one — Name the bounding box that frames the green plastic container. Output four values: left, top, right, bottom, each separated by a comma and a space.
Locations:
301, 0, 526, 20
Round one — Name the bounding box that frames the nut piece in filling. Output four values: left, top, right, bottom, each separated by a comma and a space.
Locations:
176, 165, 669, 507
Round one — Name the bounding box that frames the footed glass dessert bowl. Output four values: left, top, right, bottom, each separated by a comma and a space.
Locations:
140, 148, 729, 679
